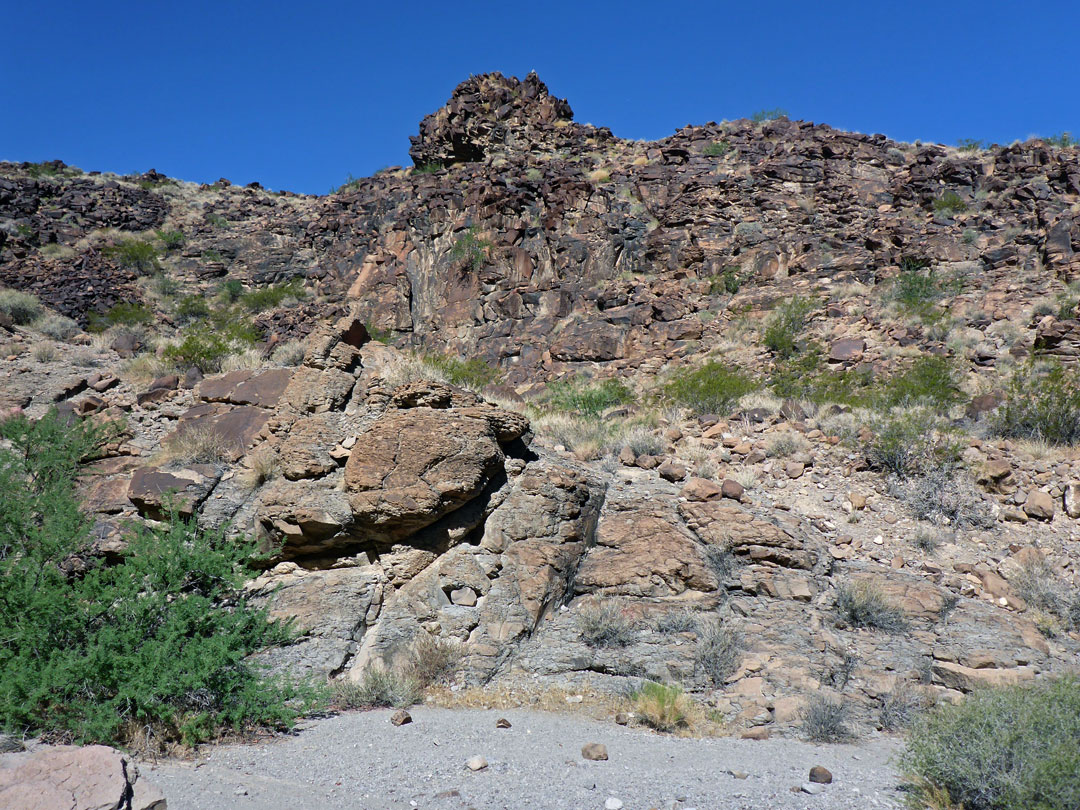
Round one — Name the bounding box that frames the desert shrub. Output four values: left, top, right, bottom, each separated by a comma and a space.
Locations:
1008, 556, 1077, 634
31, 342, 58, 362
664, 361, 758, 415
32, 313, 79, 341
547, 377, 633, 418
619, 424, 666, 456
770, 349, 876, 405
164, 317, 259, 372
708, 265, 747, 295
750, 108, 788, 122
0, 288, 43, 325
163, 424, 233, 465
450, 226, 491, 272
87, 301, 154, 332
632, 682, 695, 732
933, 191, 968, 215
221, 278, 245, 302
835, 581, 907, 632
328, 174, 364, 194
333, 669, 421, 710
105, 238, 158, 273
0, 411, 313, 748
901, 677, 1080, 810
151, 274, 181, 297
240, 279, 305, 312
891, 257, 941, 311
413, 163, 443, 175
879, 683, 932, 731
703, 545, 735, 583
695, 620, 742, 686
873, 356, 960, 409
1045, 132, 1079, 148
578, 603, 637, 648
403, 634, 460, 688
240, 447, 280, 491
653, 609, 698, 634
175, 295, 211, 321
889, 468, 994, 529
205, 212, 229, 228
765, 432, 808, 458
957, 138, 985, 152
993, 362, 1080, 446
270, 340, 306, 367
423, 355, 501, 391
763, 296, 815, 358
800, 694, 853, 742
155, 229, 184, 250
703, 140, 731, 157
864, 410, 959, 479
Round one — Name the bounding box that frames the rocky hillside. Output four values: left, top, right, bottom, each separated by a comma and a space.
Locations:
2, 71, 1080, 739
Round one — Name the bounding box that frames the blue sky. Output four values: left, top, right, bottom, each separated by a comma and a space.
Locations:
3, 1, 1077, 194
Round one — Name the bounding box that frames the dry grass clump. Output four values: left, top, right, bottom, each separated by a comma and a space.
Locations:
220, 346, 268, 373
694, 619, 742, 686
0, 288, 44, 325
375, 352, 449, 389
120, 351, 175, 386
631, 682, 702, 733
270, 340, 306, 366
161, 425, 232, 465
333, 634, 461, 711
835, 580, 908, 632
765, 431, 810, 458
800, 694, 854, 742
239, 447, 280, 491
578, 602, 637, 648
31, 342, 59, 363
32, 313, 80, 341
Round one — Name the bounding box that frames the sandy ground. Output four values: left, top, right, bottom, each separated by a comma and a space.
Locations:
147, 708, 905, 810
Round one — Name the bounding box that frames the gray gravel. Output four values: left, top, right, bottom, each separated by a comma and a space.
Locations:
147, 708, 904, 810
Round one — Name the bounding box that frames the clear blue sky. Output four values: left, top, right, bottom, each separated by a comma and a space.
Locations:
3, 1, 1077, 195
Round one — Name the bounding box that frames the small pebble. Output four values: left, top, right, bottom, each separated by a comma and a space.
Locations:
605, 798, 624, 810
801, 781, 825, 795
466, 756, 488, 771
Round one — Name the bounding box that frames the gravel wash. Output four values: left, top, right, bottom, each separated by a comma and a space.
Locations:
148, 708, 904, 810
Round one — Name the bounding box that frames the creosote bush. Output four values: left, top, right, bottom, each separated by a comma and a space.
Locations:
763, 296, 815, 359
901, 677, 1080, 810
0, 411, 315, 749
664, 361, 758, 415
547, 377, 633, 419
104, 238, 159, 273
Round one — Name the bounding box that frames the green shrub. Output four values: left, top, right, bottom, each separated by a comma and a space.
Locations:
221, 278, 245, 302
864, 410, 959, 478
891, 257, 942, 312
328, 174, 364, 194
800, 694, 853, 742
105, 238, 159, 273
578, 603, 637, 648
240, 279, 306, 312
835, 580, 907, 632
32, 313, 80, 341
205, 212, 229, 228
155, 229, 184, 250
750, 108, 788, 122
703, 140, 731, 157
993, 362, 1080, 446
450, 226, 492, 272
901, 677, 1080, 810
0, 288, 44, 325
933, 191, 968, 215
763, 296, 815, 358
413, 163, 444, 175
87, 301, 154, 332
424, 355, 501, 391
1045, 132, 1078, 148
632, 682, 694, 732
547, 377, 633, 418
175, 295, 210, 321
163, 323, 255, 372
0, 411, 315, 748
708, 265, 747, 295
664, 361, 758, 415
957, 138, 985, 152
873, 356, 960, 409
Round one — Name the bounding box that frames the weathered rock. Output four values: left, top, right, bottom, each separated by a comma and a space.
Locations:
390, 709, 412, 726
1023, 490, 1055, 520
809, 766, 833, 784
581, 742, 608, 761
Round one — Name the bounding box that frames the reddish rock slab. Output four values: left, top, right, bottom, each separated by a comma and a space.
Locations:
128, 465, 219, 519
828, 338, 865, 363
197, 368, 293, 408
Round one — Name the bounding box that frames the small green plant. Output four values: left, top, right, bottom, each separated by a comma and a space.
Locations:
240, 279, 306, 312
424, 355, 501, 391
87, 301, 154, 332
632, 682, 695, 732
708, 266, 747, 295
993, 362, 1080, 446
450, 226, 492, 272
547, 377, 633, 419
703, 140, 731, 157
873, 356, 960, 409
201, 249, 224, 263
956, 138, 985, 152
205, 212, 229, 228
664, 361, 758, 415
105, 238, 159, 273
901, 677, 1080, 810
155, 229, 185, 250
933, 191, 968, 215
1045, 132, 1078, 148
800, 694, 853, 742
32, 313, 79, 341
0, 288, 44, 325
763, 296, 815, 358
332, 669, 421, 710
750, 108, 789, 122
578, 603, 637, 648
891, 256, 942, 313
221, 278, 244, 301
329, 173, 364, 194
163, 323, 250, 372
835, 580, 907, 632
175, 295, 211, 321
413, 163, 444, 174
864, 410, 959, 478
151, 273, 181, 297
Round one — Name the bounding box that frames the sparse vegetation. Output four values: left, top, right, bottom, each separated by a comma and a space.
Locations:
879, 683, 932, 731
31, 312, 79, 340
750, 108, 788, 122
0, 288, 44, 325
87, 301, 154, 332
333, 669, 421, 710
664, 361, 758, 415
547, 377, 633, 418
155, 229, 185, 250
423, 355, 501, 392
31, 342, 59, 362
1044, 132, 1079, 148
993, 362, 1080, 446
703, 140, 731, 157
957, 138, 985, 152
864, 410, 959, 479
695, 620, 742, 686
241, 278, 306, 312
579, 603, 637, 648
105, 238, 159, 273
632, 682, 695, 732
205, 212, 229, 228
163, 424, 233, 465
800, 694, 853, 742
763, 296, 815, 358
901, 677, 1080, 810
450, 226, 492, 272
834, 580, 907, 632
933, 191, 968, 216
